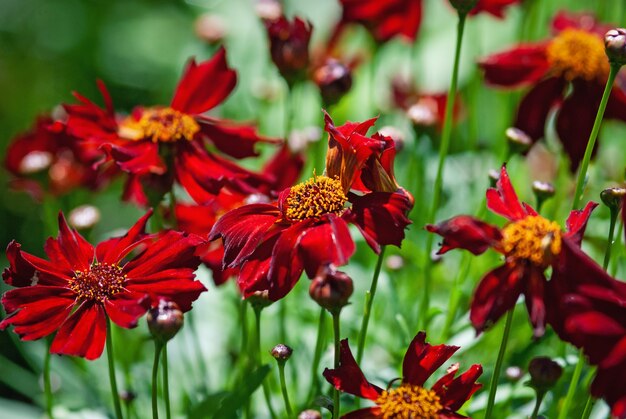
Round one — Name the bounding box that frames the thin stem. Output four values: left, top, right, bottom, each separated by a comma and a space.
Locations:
530, 391, 545, 419
571, 64, 620, 210
307, 308, 327, 401
277, 362, 293, 418
43, 340, 53, 419
187, 310, 209, 393
152, 342, 163, 419
603, 207, 619, 270
106, 318, 124, 419
356, 246, 386, 364
162, 344, 171, 419
484, 307, 514, 419
557, 351, 585, 419
332, 310, 341, 419
581, 395, 596, 419
253, 306, 277, 419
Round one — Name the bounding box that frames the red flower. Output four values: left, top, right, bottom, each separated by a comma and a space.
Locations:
547, 240, 626, 418
479, 11, 626, 170
469, 0, 521, 18
323, 332, 482, 418
265, 16, 312, 84
426, 165, 597, 336
209, 112, 413, 301
63, 48, 277, 207
0, 211, 206, 360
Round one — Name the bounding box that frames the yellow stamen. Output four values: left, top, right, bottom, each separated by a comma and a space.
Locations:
501, 216, 562, 267
546, 29, 610, 81
376, 383, 443, 419
70, 263, 125, 302
119, 107, 200, 143
285, 175, 347, 221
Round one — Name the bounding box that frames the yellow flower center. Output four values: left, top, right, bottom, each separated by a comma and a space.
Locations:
376, 384, 443, 419
546, 29, 610, 81
119, 107, 200, 143
69, 263, 126, 302
285, 175, 347, 221
501, 216, 562, 267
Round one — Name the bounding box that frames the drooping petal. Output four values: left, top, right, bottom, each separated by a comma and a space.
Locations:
323, 339, 383, 401
426, 215, 502, 255
198, 117, 278, 159
3, 241, 68, 287
104, 291, 150, 328
95, 210, 153, 264
436, 364, 483, 411
101, 140, 166, 176
170, 48, 237, 115
402, 331, 459, 387
470, 0, 521, 18
486, 165, 528, 221
514, 76, 565, 142
479, 44, 550, 87
524, 268, 548, 337
267, 220, 309, 301
564, 201, 599, 246
50, 302, 107, 360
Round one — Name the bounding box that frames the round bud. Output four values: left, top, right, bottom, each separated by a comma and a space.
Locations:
505, 366, 523, 382
600, 187, 626, 211
194, 14, 227, 44
448, 0, 479, 15
407, 98, 439, 127
528, 357, 563, 391
488, 169, 500, 188
532, 181, 555, 209
271, 344, 293, 361
69, 205, 101, 230
506, 127, 532, 154
147, 300, 184, 344
309, 265, 353, 313
313, 59, 353, 106
298, 410, 322, 419
247, 290, 273, 310
120, 390, 136, 403
386, 254, 405, 271
605, 28, 626, 66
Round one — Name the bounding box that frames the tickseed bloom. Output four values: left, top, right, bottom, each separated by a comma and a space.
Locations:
0, 211, 206, 360
547, 241, 626, 418
323, 332, 482, 418
209, 112, 413, 301
62, 48, 276, 207
480, 11, 626, 170
426, 165, 597, 336
264, 15, 312, 84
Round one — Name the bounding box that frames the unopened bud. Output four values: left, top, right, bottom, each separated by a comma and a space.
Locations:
506, 127, 532, 154
68, 205, 101, 230
528, 357, 563, 392
271, 343, 293, 361
448, 0, 479, 15
600, 187, 626, 211
298, 410, 322, 419
266, 16, 312, 84
505, 366, 523, 382
386, 254, 405, 271
378, 126, 406, 153
488, 169, 500, 188
309, 266, 353, 312
147, 300, 184, 343
247, 290, 273, 310
532, 181, 555, 209
313, 59, 352, 106
407, 98, 439, 127
255, 0, 282, 22
120, 390, 136, 403
194, 14, 227, 44
605, 28, 626, 66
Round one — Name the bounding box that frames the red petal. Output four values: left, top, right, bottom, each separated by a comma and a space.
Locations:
342, 407, 382, 418
267, 221, 309, 301
260, 145, 305, 194
103, 140, 166, 175
600, 336, 626, 369
426, 215, 502, 256
104, 291, 150, 328
50, 302, 107, 360
95, 210, 153, 264
323, 339, 382, 401
486, 165, 528, 221
470, 0, 520, 18
198, 117, 278, 159
53, 212, 94, 271
436, 364, 483, 411
524, 268, 547, 337
170, 48, 237, 115
564, 201, 599, 246
121, 175, 149, 207
402, 331, 459, 387
479, 44, 550, 87
514, 76, 565, 142
3, 241, 67, 287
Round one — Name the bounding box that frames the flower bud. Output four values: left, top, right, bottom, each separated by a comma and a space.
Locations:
386, 254, 405, 271
407, 97, 439, 127
506, 127, 532, 154
255, 0, 282, 22
488, 169, 500, 188
69, 205, 101, 230
528, 357, 563, 392
298, 410, 322, 419
247, 290, 273, 310
309, 265, 353, 312
378, 126, 406, 153
271, 343, 293, 361
448, 0, 479, 15
505, 366, 523, 382
265, 16, 312, 84
532, 181, 555, 209
600, 187, 626, 211
120, 390, 136, 403
194, 14, 227, 44
605, 28, 626, 66
313, 58, 352, 106
147, 300, 184, 344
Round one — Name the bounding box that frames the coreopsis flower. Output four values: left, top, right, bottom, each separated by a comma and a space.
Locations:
323, 332, 482, 418
426, 165, 597, 336
210, 112, 413, 301
0, 211, 206, 359
264, 16, 312, 84
546, 240, 626, 418
63, 48, 276, 207
5, 116, 113, 201
480, 11, 626, 170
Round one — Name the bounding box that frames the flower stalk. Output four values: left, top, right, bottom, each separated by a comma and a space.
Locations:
43, 340, 53, 419
151, 341, 163, 419
331, 309, 342, 419
356, 246, 386, 364
253, 306, 277, 419
106, 318, 124, 419
484, 306, 514, 419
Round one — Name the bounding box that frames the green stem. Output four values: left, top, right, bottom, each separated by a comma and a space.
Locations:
43, 341, 53, 419
530, 391, 545, 419
277, 361, 293, 418
484, 307, 514, 419
571, 63, 620, 210
420, 12, 467, 330
152, 342, 163, 419
162, 344, 171, 419
307, 308, 327, 401
106, 318, 124, 419
332, 310, 341, 419
557, 351, 585, 419
611, 221, 624, 277
581, 395, 596, 419
356, 246, 386, 364
187, 310, 209, 393
254, 307, 277, 419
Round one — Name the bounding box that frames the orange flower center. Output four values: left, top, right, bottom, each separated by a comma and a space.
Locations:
70, 263, 125, 302
285, 175, 347, 221
546, 29, 610, 81
376, 383, 442, 418
119, 107, 200, 143
501, 216, 562, 267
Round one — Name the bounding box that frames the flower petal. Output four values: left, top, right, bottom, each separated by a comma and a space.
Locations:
436, 364, 483, 411
95, 210, 153, 264
564, 201, 599, 246
514, 76, 565, 142
198, 117, 278, 159
3, 241, 69, 287
486, 165, 528, 221
50, 302, 107, 360
524, 268, 547, 337
402, 331, 459, 387
480, 44, 550, 87
104, 291, 150, 328
426, 215, 502, 256
51, 212, 94, 272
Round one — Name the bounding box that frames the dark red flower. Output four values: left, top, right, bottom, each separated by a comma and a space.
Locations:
469, 0, 521, 18
210, 112, 412, 301
426, 165, 598, 336
265, 16, 312, 84
63, 48, 277, 207
479, 11, 626, 170
323, 331, 482, 418
547, 240, 626, 418
0, 211, 206, 360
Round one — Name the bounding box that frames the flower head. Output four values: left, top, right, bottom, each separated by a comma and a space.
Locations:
427, 165, 597, 336
265, 16, 312, 84
0, 211, 206, 359
323, 331, 482, 418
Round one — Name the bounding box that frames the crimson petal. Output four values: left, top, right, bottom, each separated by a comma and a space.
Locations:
95, 210, 152, 264
480, 44, 550, 87
564, 201, 599, 246
104, 291, 150, 328
402, 331, 459, 387
426, 215, 502, 256
50, 302, 107, 360
486, 165, 528, 221
437, 364, 483, 411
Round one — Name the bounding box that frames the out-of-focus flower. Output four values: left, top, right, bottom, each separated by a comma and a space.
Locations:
63, 48, 278, 207
480, 11, 626, 170
427, 165, 598, 336
210, 112, 413, 301
194, 14, 227, 44
265, 16, 312, 84
527, 357, 563, 392
468, 0, 521, 18
323, 331, 482, 418
68, 205, 101, 230
312, 58, 353, 106
0, 211, 205, 359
